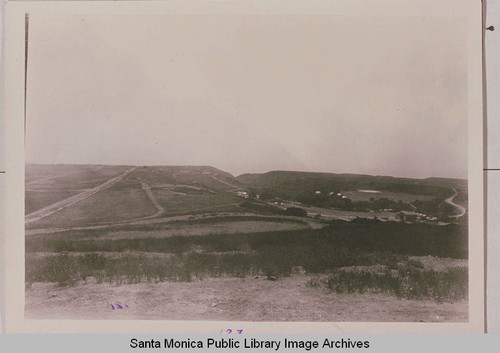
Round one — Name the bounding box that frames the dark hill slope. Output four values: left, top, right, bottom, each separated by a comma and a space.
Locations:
236, 171, 465, 200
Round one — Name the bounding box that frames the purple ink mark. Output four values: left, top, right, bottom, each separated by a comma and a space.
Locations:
111, 302, 128, 310
219, 328, 243, 334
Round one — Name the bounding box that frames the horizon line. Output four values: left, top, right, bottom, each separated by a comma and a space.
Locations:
25, 162, 468, 181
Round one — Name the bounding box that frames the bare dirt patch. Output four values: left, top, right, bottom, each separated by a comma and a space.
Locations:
408, 256, 467, 271
25, 275, 467, 322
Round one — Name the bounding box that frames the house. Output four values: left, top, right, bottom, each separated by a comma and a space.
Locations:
398, 211, 419, 223
236, 191, 249, 199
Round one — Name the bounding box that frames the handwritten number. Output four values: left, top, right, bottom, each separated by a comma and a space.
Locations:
111, 302, 128, 310
219, 328, 243, 334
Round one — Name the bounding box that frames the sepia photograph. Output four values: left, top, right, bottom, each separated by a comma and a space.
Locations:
3, 0, 484, 333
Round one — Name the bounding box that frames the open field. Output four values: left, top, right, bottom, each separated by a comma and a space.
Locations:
26, 190, 82, 215
27, 217, 311, 241
148, 189, 242, 216
25, 164, 132, 213
26, 164, 96, 185
25, 164, 469, 322
279, 201, 398, 221
132, 166, 244, 192
26, 164, 131, 190
27, 181, 157, 229
74, 220, 311, 240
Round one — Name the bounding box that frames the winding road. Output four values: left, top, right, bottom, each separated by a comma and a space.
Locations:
444, 188, 467, 218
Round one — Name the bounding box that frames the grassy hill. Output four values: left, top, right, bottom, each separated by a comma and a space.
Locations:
236, 170, 465, 199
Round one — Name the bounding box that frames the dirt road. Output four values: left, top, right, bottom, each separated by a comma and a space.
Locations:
444, 189, 467, 218
136, 178, 165, 219
25, 167, 137, 224
209, 175, 241, 190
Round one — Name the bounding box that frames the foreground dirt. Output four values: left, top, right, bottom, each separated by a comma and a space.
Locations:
25, 275, 467, 322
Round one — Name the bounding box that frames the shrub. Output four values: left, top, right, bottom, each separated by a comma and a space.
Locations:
325, 265, 467, 302
26, 254, 78, 286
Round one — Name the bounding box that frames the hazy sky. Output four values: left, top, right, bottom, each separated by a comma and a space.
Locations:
26, 14, 468, 179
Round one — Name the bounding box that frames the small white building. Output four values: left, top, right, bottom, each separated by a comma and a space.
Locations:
236, 191, 249, 198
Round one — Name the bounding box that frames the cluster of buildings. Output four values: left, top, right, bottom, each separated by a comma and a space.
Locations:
315, 190, 348, 199
234, 189, 444, 225
398, 211, 438, 223
236, 191, 250, 199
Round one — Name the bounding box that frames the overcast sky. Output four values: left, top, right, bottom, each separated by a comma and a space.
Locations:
26, 14, 468, 179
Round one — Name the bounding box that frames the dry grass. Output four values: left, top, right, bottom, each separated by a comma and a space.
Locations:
25, 164, 137, 218
27, 186, 157, 229
26, 222, 467, 303
322, 260, 467, 302
25, 190, 81, 214
74, 220, 311, 240
148, 189, 242, 216
26, 164, 130, 190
